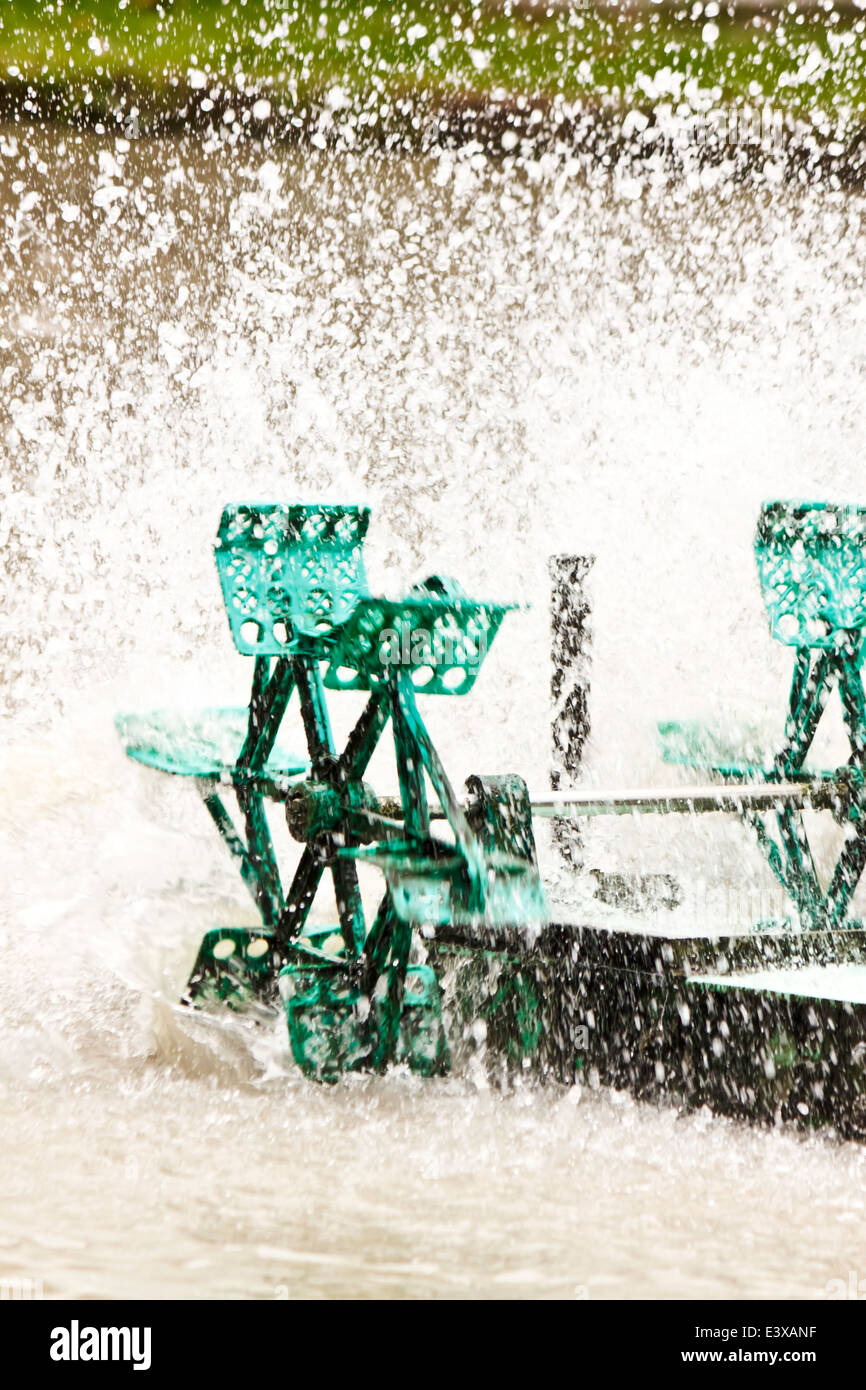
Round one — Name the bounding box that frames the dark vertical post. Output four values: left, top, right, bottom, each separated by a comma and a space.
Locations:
549, 555, 594, 870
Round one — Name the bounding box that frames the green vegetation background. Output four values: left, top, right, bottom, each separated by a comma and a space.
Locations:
0, 1, 864, 137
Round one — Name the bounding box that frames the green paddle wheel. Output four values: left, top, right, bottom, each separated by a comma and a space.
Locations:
117, 503, 548, 1081
660, 501, 866, 932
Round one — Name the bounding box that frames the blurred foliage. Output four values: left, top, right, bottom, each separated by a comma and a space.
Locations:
0, 1, 864, 137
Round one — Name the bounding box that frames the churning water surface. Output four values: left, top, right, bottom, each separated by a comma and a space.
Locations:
2, 124, 866, 1298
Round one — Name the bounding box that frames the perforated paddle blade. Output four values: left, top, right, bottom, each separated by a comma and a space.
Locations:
323, 593, 515, 695
116, 707, 308, 781
184, 927, 277, 1010
394, 964, 450, 1076
348, 774, 548, 931
215, 502, 371, 656
283, 970, 375, 1082
280, 949, 448, 1081
756, 500, 866, 648
657, 718, 791, 777
349, 844, 548, 930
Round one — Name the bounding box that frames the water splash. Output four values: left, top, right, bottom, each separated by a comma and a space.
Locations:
2, 121, 866, 1296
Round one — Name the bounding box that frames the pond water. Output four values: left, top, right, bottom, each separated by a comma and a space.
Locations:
2, 123, 866, 1298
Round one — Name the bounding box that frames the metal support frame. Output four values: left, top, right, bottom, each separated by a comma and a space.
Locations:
193, 656, 294, 927
742, 637, 866, 928
201, 639, 866, 938
192, 637, 510, 1068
